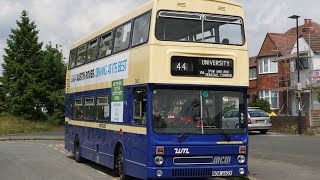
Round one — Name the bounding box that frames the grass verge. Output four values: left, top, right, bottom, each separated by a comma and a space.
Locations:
0, 116, 63, 135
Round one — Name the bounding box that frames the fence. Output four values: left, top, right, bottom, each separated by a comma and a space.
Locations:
270, 116, 308, 134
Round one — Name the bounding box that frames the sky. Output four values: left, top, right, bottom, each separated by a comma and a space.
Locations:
1, 0, 320, 75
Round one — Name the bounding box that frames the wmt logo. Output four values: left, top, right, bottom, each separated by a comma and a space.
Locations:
174, 148, 190, 154
213, 156, 231, 164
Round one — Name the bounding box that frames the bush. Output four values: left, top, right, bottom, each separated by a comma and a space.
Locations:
248, 99, 271, 113
48, 111, 65, 126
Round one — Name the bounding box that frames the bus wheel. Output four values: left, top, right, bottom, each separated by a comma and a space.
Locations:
74, 136, 83, 163
116, 147, 128, 180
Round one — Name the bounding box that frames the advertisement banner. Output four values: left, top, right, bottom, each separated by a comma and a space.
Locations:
111, 79, 124, 122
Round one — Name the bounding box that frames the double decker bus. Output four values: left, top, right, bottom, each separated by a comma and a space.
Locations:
65, 0, 249, 179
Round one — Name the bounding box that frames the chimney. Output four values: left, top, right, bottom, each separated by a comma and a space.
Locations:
304, 19, 312, 29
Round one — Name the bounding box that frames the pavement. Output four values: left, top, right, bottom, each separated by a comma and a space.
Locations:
0, 130, 64, 141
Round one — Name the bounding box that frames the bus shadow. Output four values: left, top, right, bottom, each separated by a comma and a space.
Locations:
67, 155, 144, 179
67, 155, 116, 177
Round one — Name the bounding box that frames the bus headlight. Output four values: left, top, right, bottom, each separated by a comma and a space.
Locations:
155, 156, 164, 165
156, 170, 163, 177
237, 155, 246, 164
239, 168, 245, 175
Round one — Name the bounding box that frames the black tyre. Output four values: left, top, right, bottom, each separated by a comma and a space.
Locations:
115, 147, 128, 180
260, 130, 268, 134
74, 136, 83, 163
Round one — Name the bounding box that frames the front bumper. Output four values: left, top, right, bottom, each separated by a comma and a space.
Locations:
147, 165, 248, 179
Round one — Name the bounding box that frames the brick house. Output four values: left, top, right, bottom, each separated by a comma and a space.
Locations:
249, 19, 320, 115
249, 33, 295, 114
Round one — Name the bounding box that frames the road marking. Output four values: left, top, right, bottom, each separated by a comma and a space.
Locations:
96, 170, 107, 175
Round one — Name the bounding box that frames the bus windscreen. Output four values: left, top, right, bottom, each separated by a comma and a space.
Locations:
152, 89, 246, 134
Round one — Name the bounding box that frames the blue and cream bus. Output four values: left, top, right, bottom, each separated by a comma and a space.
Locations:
65, 0, 249, 179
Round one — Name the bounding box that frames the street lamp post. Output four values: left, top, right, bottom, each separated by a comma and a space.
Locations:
289, 15, 302, 135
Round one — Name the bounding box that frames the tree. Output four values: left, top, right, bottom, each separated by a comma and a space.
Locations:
1, 10, 44, 119
248, 99, 271, 113
317, 87, 320, 103
0, 79, 5, 113
40, 44, 66, 124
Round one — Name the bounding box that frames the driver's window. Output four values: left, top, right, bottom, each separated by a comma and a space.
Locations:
133, 88, 147, 125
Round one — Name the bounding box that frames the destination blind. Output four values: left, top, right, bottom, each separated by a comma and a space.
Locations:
171, 56, 234, 78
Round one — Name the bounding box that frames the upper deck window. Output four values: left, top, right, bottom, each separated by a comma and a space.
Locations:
68, 49, 77, 69
77, 44, 87, 66
114, 22, 132, 53
155, 11, 245, 46
98, 32, 113, 59
132, 12, 151, 47
87, 38, 98, 63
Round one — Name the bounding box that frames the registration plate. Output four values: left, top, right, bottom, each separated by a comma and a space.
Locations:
212, 171, 232, 176
257, 120, 265, 124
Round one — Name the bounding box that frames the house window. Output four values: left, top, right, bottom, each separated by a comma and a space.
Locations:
258, 57, 278, 74
249, 68, 257, 80
297, 53, 309, 70
259, 90, 278, 109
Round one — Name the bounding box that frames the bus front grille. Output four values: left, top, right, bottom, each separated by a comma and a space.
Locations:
172, 168, 212, 177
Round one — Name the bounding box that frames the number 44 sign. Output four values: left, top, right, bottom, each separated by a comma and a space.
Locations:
176, 62, 187, 71
111, 79, 124, 122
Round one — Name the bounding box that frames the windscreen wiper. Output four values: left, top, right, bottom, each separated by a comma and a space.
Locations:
177, 119, 231, 142
215, 127, 231, 142
177, 119, 200, 142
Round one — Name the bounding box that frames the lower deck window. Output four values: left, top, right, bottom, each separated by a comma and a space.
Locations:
84, 98, 95, 120
96, 96, 110, 121
74, 99, 83, 119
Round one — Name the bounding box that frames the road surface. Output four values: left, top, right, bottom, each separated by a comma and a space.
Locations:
0, 140, 117, 180
249, 132, 320, 180
0, 132, 319, 180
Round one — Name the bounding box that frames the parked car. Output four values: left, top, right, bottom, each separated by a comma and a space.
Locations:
223, 108, 272, 134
